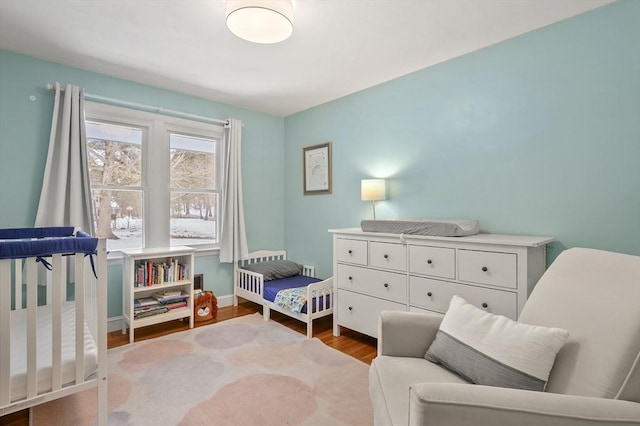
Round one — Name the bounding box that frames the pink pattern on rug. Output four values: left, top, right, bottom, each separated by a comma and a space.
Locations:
31, 315, 373, 425
227, 342, 302, 368
301, 338, 352, 366
179, 374, 317, 426
118, 339, 193, 372
316, 365, 373, 425
195, 322, 258, 349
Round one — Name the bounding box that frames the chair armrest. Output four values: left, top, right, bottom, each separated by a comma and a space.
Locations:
377, 310, 443, 358
409, 383, 640, 426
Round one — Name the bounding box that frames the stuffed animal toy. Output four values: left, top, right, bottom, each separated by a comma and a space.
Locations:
194, 290, 217, 322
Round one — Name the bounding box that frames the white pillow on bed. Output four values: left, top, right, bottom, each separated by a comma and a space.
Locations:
241, 260, 302, 281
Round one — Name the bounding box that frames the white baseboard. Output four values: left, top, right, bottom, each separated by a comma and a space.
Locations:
107, 294, 235, 333
216, 294, 234, 308
107, 316, 124, 333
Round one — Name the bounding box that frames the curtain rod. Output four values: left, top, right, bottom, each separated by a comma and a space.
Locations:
46, 83, 229, 126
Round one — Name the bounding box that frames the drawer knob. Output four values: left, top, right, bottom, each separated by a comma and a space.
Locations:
383, 254, 389, 259
427, 292, 432, 297
427, 259, 432, 264
481, 266, 488, 272
348, 306, 353, 311
348, 276, 353, 281
383, 283, 389, 288
482, 302, 488, 308
348, 250, 353, 254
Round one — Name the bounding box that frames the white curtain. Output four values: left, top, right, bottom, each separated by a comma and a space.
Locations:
219, 118, 249, 263
35, 82, 93, 234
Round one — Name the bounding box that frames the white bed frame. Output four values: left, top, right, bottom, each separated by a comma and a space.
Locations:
0, 237, 108, 425
233, 250, 333, 338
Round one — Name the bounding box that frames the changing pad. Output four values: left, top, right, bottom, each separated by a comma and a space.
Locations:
361, 218, 479, 237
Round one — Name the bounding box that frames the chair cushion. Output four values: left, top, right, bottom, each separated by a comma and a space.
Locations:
369, 355, 470, 426
425, 295, 569, 392
518, 248, 640, 400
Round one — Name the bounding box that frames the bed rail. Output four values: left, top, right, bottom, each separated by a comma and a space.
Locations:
234, 250, 287, 306
233, 250, 333, 338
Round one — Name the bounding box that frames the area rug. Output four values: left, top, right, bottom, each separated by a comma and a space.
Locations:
32, 313, 373, 425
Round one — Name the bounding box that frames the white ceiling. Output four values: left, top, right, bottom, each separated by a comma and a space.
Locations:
0, 0, 615, 117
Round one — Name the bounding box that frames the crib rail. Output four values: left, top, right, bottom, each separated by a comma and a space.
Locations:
0, 237, 107, 425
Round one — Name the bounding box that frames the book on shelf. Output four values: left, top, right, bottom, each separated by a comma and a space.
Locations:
134, 297, 161, 308
134, 305, 169, 319
152, 291, 189, 304
133, 258, 189, 287
165, 300, 188, 310
156, 290, 182, 297
134, 304, 162, 312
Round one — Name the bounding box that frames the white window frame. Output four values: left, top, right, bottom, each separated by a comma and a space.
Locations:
84, 102, 225, 254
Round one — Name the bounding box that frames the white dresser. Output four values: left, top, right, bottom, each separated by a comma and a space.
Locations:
330, 228, 554, 338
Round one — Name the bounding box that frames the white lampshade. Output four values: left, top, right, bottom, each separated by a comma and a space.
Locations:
226, 0, 294, 44
361, 179, 386, 201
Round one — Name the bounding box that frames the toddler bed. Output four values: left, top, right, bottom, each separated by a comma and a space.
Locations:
0, 227, 107, 425
234, 250, 333, 338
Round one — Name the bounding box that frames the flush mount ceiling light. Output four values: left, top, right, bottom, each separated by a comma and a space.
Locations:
226, 0, 294, 44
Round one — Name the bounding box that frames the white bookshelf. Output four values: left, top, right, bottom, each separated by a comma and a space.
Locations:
121, 246, 195, 343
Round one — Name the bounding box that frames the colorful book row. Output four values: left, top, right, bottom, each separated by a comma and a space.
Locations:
134, 258, 189, 287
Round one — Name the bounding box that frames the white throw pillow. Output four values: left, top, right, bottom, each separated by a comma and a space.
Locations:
425, 295, 569, 391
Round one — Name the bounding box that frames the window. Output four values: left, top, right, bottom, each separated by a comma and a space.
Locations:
85, 102, 224, 251
169, 133, 219, 246
87, 121, 144, 250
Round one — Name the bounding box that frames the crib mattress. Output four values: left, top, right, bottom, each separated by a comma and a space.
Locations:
361, 218, 479, 237
9, 301, 98, 402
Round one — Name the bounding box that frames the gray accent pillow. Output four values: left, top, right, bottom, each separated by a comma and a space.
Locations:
425, 295, 569, 392
241, 260, 303, 281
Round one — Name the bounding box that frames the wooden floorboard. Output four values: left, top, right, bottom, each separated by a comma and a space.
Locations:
2, 303, 376, 425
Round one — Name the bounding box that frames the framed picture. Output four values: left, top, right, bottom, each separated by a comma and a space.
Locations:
303, 142, 332, 195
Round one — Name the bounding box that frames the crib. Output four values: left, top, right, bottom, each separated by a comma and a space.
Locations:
234, 250, 333, 338
0, 227, 107, 425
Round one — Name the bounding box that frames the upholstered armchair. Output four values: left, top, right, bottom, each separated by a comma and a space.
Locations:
369, 248, 640, 425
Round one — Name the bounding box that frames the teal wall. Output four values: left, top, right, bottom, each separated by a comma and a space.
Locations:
284, 1, 640, 278
0, 50, 286, 317
1, 1, 639, 318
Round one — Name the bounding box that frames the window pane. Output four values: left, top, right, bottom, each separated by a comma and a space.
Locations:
170, 192, 218, 245
170, 134, 215, 190
92, 189, 143, 250
87, 122, 142, 187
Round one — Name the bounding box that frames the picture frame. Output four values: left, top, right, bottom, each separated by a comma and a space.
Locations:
303, 142, 332, 195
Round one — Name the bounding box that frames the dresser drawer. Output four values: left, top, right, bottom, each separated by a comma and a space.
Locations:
369, 242, 406, 271
410, 276, 517, 319
458, 249, 517, 289
337, 264, 406, 303
337, 289, 405, 338
409, 305, 437, 314
409, 245, 455, 279
336, 238, 368, 265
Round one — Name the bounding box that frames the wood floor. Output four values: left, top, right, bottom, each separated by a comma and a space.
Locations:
1, 303, 377, 426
